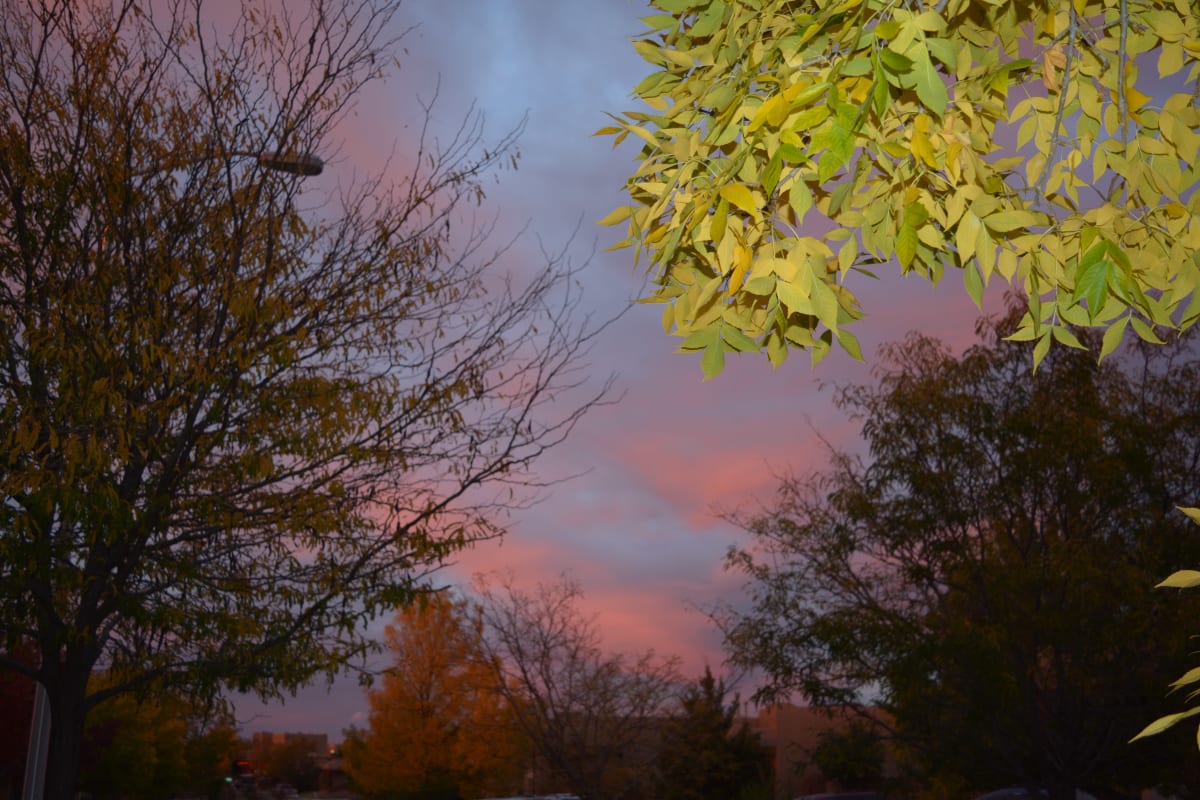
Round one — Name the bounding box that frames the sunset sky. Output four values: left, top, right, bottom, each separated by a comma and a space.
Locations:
235, 0, 1009, 740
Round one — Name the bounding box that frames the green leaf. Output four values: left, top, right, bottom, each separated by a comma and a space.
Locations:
913, 51, 948, 116
701, 341, 726, 380
1073, 247, 1112, 322
963, 261, 983, 309
810, 275, 840, 332
640, 14, 678, 31
813, 118, 856, 182
1131, 316, 1166, 344
1032, 330, 1051, 370
896, 224, 918, 268
926, 37, 958, 68
721, 323, 760, 353
679, 327, 718, 351
835, 328, 864, 361
1099, 316, 1128, 360
777, 277, 813, 315
690, 1, 727, 37
879, 49, 913, 74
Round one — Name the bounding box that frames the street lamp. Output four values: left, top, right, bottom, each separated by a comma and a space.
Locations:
257, 150, 324, 176
20, 144, 322, 800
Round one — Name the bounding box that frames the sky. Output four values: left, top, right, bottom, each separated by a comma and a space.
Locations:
234, 0, 1008, 741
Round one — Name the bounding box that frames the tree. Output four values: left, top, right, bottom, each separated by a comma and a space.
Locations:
78, 686, 239, 800
655, 667, 773, 800
0, 2, 611, 797
809, 721, 886, 793
600, 0, 1200, 377
343, 594, 527, 800
720, 311, 1200, 799
473, 574, 683, 800
255, 736, 322, 793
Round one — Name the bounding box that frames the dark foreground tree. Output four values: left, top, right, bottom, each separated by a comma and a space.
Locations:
721, 311, 1200, 799
473, 574, 682, 800
79, 686, 239, 800
0, 2, 611, 797
655, 667, 772, 800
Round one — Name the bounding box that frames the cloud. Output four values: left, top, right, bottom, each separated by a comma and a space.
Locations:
230, 0, 1017, 743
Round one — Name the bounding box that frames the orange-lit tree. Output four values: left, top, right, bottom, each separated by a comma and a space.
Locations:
0, 2, 610, 797
343, 594, 527, 800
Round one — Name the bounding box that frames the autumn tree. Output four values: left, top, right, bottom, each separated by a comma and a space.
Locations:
0, 2, 611, 798
654, 667, 773, 800
720, 312, 1200, 799
473, 574, 683, 800
343, 594, 526, 800
601, 0, 1200, 376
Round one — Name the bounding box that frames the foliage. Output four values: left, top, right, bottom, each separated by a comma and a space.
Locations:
472, 573, 684, 800
719, 310, 1200, 796
0, 1, 610, 798
602, 0, 1200, 377
342, 594, 527, 800
78, 685, 239, 800
1131, 508, 1200, 746
809, 721, 885, 791
655, 666, 773, 800
253, 736, 322, 793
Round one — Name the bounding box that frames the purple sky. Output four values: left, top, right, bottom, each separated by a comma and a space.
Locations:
234, 0, 1008, 741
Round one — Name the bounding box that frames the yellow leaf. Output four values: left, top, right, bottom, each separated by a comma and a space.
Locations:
597, 205, 633, 226
910, 114, 937, 168
730, 244, 752, 289
719, 184, 760, 219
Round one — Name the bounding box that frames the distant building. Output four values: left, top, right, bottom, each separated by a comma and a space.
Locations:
250, 731, 328, 755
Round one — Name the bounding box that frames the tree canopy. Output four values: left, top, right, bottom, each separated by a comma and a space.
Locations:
602, 0, 1200, 377
78, 685, 239, 800
0, 1, 609, 796
343, 594, 526, 800
654, 667, 773, 800
720, 313, 1200, 798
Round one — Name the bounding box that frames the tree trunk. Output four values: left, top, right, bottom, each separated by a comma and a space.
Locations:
38, 661, 90, 800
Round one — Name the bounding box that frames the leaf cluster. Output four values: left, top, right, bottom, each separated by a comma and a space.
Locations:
602, 0, 1200, 377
